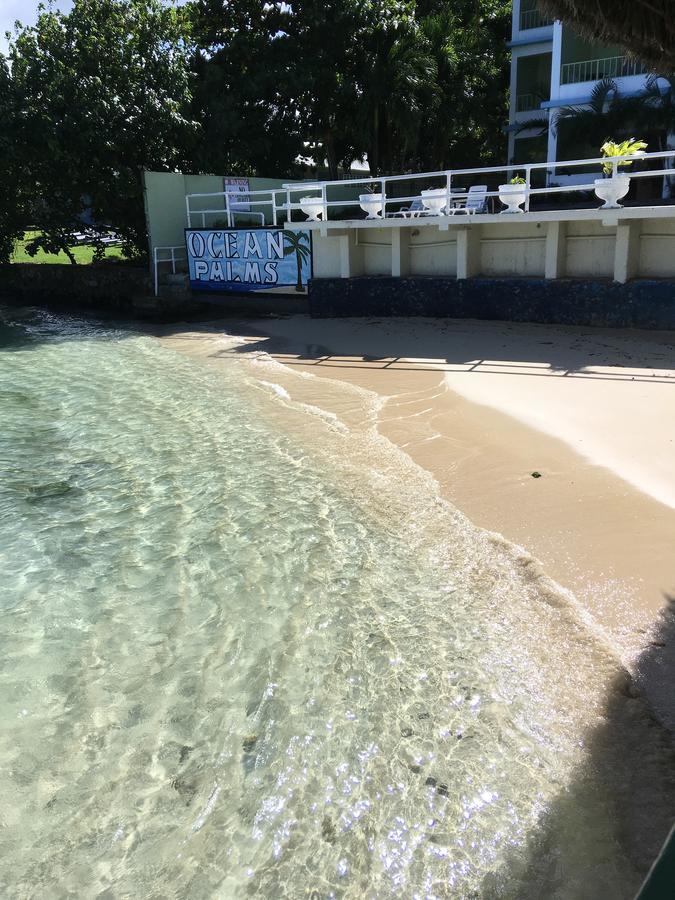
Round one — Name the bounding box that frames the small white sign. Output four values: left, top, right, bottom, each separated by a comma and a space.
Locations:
224, 177, 251, 212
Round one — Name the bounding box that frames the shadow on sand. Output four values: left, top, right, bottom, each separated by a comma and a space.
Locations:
195, 314, 675, 388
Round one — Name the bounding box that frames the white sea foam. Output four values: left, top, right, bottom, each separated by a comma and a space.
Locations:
259, 380, 292, 401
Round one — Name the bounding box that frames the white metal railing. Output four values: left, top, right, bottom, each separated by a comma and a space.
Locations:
185, 187, 289, 229
516, 93, 539, 113
153, 245, 187, 296
561, 55, 648, 85
519, 7, 554, 30
275, 149, 675, 223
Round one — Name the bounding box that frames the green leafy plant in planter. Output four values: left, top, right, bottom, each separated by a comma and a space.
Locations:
498, 172, 528, 213
594, 138, 648, 208
600, 138, 648, 176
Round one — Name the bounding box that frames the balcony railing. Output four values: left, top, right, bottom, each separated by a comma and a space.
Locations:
515, 93, 540, 113
182, 149, 674, 230
519, 7, 554, 30
561, 55, 648, 85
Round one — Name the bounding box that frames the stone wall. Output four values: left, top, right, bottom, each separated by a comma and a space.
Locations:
309, 276, 675, 330
0, 263, 151, 311
0, 263, 309, 319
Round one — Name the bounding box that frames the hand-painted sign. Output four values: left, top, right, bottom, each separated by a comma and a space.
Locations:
185, 228, 312, 293
224, 177, 250, 211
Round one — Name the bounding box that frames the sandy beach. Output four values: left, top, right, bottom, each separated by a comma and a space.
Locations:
161, 314, 675, 721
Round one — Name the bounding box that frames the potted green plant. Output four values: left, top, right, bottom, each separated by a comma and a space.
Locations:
499, 174, 527, 213
594, 138, 648, 209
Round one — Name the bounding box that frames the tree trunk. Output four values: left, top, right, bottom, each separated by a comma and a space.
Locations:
369, 106, 380, 176
325, 134, 339, 181
295, 253, 303, 291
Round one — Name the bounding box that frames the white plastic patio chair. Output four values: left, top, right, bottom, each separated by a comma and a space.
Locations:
447, 185, 488, 215
387, 197, 426, 218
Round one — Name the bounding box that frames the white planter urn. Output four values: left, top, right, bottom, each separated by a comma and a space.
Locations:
594, 174, 630, 209
299, 196, 324, 221
498, 183, 527, 213
359, 193, 383, 219
420, 188, 447, 215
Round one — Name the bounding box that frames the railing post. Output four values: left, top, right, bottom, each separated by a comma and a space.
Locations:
185, 195, 191, 229
524, 165, 532, 212
381, 177, 386, 218
272, 191, 278, 227
445, 171, 452, 215
225, 191, 232, 228
321, 182, 328, 222
286, 189, 292, 224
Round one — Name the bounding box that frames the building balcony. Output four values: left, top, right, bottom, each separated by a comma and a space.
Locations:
515, 93, 541, 113
519, 7, 554, 30
561, 55, 649, 85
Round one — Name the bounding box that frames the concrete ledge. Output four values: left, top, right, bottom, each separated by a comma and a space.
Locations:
308, 276, 675, 330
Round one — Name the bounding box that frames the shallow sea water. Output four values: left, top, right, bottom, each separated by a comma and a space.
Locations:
1, 307, 674, 899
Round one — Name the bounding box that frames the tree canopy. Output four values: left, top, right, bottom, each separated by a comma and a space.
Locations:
0, 0, 511, 262
541, 0, 674, 72
6, 0, 199, 260
0, 56, 24, 263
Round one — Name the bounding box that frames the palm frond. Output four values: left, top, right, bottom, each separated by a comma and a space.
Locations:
588, 77, 618, 116
514, 116, 550, 136
540, 1, 673, 71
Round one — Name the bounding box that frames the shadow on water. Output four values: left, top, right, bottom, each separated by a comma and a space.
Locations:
0, 304, 138, 351
476, 601, 675, 898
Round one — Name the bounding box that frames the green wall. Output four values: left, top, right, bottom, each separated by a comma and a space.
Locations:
143, 170, 378, 261
143, 171, 295, 257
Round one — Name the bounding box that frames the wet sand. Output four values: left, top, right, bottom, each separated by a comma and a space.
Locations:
160, 315, 675, 715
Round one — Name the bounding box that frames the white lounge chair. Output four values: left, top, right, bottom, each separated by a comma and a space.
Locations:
387, 197, 426, 218
447, 185, 488, 215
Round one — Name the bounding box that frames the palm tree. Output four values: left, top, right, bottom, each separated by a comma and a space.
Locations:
641, 75, 675, 197
555, 78, 648, 148
515, 77, 653, 161
283, 230, 311, 292
354, 11, 436, 175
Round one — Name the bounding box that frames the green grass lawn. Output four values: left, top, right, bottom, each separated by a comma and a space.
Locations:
12, 230, 126, 265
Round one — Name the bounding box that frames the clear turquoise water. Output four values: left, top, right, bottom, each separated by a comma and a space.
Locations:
0, 307, 672, 898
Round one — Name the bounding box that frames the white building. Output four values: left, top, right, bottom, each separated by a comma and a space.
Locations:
508, 0, 650, 168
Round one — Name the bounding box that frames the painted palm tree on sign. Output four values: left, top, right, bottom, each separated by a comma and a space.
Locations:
283, 230, 311, 292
